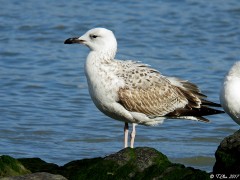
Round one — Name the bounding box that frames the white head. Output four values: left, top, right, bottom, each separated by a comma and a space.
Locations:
64, 28, 117, 59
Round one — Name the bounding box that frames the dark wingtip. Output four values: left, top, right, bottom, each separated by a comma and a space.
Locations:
202, 100, 222, 107
167, 106, 225, 121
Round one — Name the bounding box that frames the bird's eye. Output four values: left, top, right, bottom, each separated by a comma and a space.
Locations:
90, 35, 98, 39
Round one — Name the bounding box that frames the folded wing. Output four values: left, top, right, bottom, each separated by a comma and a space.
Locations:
117, 61, 224, 122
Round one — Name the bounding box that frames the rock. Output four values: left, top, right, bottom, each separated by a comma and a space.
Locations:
213, 129, 240, 174
0, 155, 30, 177
58, 157, 103, 179
18, 157, 59, 174
1, 147, 210, 179
105, 147, 169, 171
103, 147, 171, 178
0, 172, 67, 180
61, 147, 209, 180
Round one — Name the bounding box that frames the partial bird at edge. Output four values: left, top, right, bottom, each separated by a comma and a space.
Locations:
220, 61, 240, 125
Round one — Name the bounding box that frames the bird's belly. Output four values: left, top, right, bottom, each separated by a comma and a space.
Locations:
88, 81, 116, 110
86, 71, 126, 120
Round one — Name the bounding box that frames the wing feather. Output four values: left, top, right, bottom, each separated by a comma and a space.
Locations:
116, 60, 223, 119
118, 77, 189, 116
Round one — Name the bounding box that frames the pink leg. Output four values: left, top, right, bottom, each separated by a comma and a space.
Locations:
124, 122, 129, 148
130, 123, 136, 148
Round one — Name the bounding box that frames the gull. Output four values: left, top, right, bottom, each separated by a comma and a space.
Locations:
220, 61, 240, 125
64, 28, 224, 148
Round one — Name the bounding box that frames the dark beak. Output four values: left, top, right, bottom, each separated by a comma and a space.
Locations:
64, 37, 85, 44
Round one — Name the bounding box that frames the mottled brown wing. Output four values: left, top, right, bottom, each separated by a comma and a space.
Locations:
116, 60, 223, 120
118, 80, 189, 117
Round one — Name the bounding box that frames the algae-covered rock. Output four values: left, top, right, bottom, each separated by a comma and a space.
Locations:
18, 157, 59, 174
158, 165, 210, 180
1, 147, 210, 180
104, 147, 171, 179
1, 172, 67, 180
0, 155, 30, 177
60, 147, 169, 179
0, 172, 67, 180
60, 157, 104, 179
213, 129, 240, 174
61, 147, 209, 180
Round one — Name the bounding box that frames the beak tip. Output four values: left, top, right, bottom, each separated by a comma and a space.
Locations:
64, 38, 74, 44
64, 37, 85, 44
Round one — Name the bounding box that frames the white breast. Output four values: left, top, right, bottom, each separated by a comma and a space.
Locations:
84, 52, 126, 119
220, 75, 240, 124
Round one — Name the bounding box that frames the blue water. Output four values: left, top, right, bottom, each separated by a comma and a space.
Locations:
1, 0, 240, 172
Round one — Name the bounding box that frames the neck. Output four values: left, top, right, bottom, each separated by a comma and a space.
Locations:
87, 49, 116, 64
84, 49, 116, 85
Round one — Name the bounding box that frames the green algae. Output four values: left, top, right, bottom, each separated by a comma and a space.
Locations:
0, 155, 30, 177
1, 147, 210, 180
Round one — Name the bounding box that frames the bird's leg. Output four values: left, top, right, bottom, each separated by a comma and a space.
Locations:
124, 122, 129, 148
130, 123, 136, 148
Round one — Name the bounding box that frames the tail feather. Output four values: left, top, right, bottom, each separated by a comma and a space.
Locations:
166, 106, 224, 121
202, 100, 222, 107
195, 116, 210, 123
